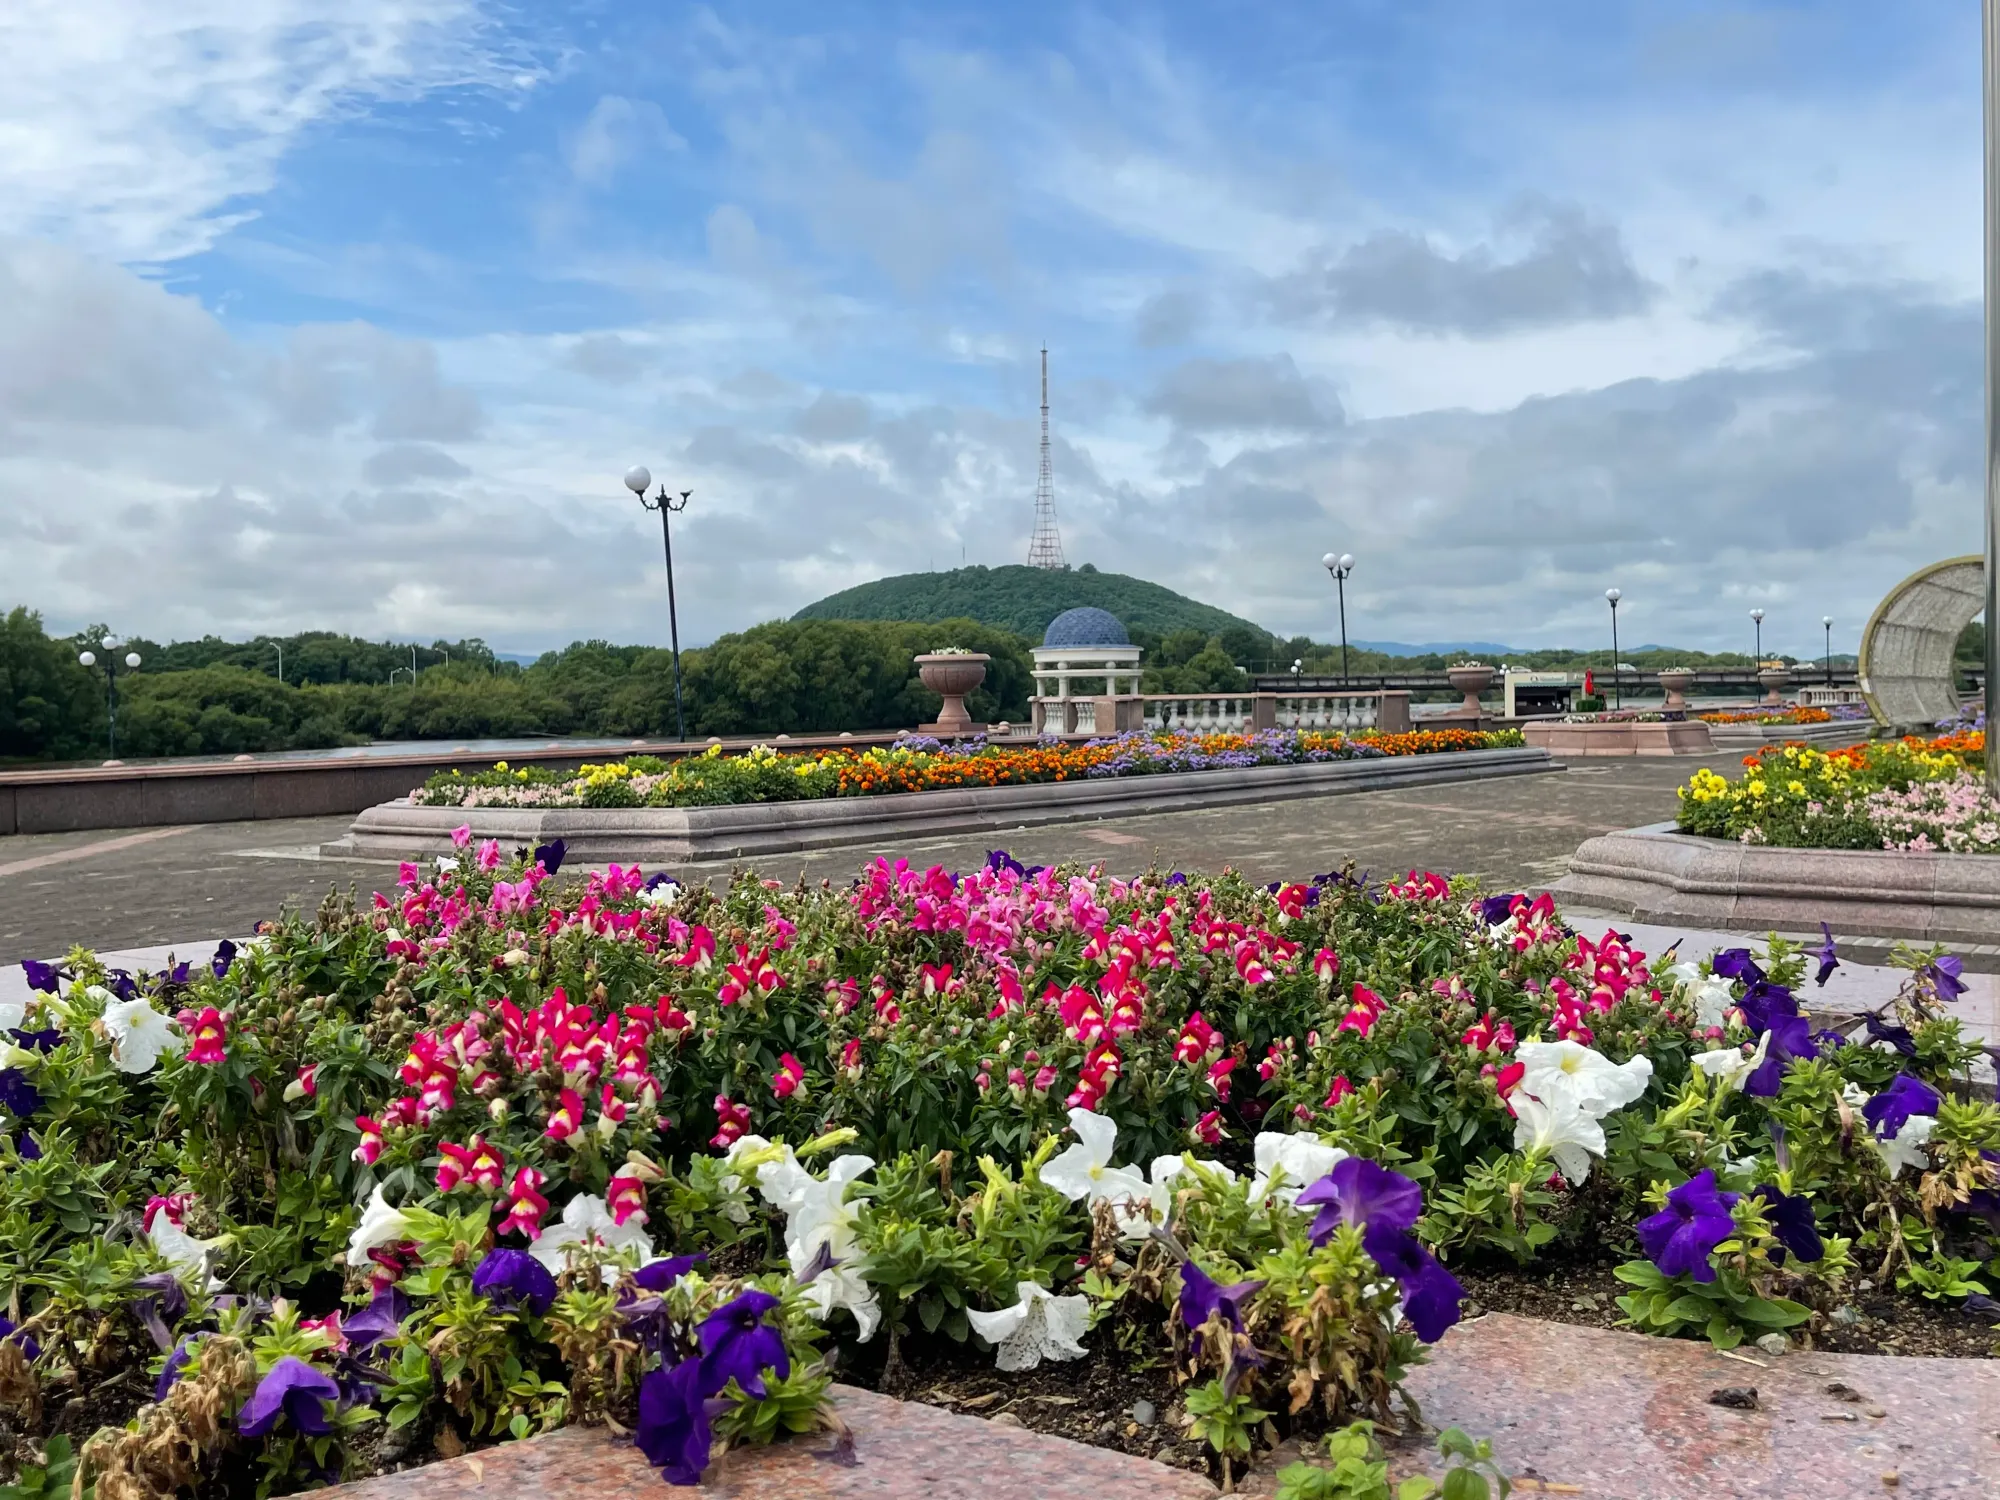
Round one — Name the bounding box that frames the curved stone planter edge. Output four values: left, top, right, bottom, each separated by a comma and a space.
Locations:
331, 746, 1557, 866
1553, 821, 2000, 943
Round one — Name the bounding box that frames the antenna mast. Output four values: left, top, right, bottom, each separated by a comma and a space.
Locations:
1026, 345, 1066, 569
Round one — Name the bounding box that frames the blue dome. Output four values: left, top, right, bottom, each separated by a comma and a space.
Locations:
1042, 606, 1130, 648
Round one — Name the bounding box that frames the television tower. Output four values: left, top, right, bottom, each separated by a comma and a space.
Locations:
1026, 345, 1066, 569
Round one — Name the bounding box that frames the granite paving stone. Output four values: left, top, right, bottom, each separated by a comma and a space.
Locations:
322, 1383, 1217, 1500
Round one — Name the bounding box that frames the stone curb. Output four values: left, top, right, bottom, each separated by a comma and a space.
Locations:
326, 747, 1559, 865
1705, 720, 1877, 748
1553, 820, 2000, 944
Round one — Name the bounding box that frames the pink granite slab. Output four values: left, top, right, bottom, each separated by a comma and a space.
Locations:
1397, 1313, 2000, 1498
325, 1383, 1217, 1500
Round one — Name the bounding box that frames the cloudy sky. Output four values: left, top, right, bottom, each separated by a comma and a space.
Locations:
0, 1, 1985, 657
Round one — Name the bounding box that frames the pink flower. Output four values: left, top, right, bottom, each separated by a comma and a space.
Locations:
1192, 1110, 1224, 1145
1206, 1056, 1238, 1101
1174, 1011, 1222, 1064
144, 1193, 191, 1234
1031, 1065, 1057, 1098
286, 1064, 318, 1101
300, 1312, 348, 1353
826, 977, 862, 1014
451, 824, 472, 849
771, 1052, 805, 1099
918, 962, 957, 998
607, 1171, 649, 1227
543, 1087, 586, 1141
711, 1094, 752, 1149
476, 838, 502, 871
497, 1167, 549, 1239
1337, 984, 1385, 1038
185, 1007, 228, 1065
437, 1136, 505, 1194
352, 1115, 384, 1165
840, 1038, 863, 1081
1323, 1075, 1354, 1109
1313, 947, 1341, 987
1460, 1012, 1517, 1052
398, 861, 421, 888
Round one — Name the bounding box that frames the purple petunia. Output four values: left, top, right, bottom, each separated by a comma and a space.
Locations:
9, 1028, 61, 1054
211, 940, 237, 979
470, 1248, 558, 1316
1863, 1074, 1943, 1140
696, 1289, 787, 1400
20, 959, 60, 994
0, 1069, 41, 1121
1358, 1221, 1465, 1343
1864, 1011, 1917, 1056
155, 1334, 198, 1399
1743, 1013, 1813, 1098
1814, 924, 1840, 987
1636, 1170, 1740, 1283
1750, 1185, 1824, 1267
1924, 955, 1967, 1002
1178, 1261, 1264, 1349
0, 1314, 41, 1362
235, 1356, 339, 1438
131, 1272, 190, 1352
1476, 893, 1524, 926
15, 1132, 39, 1160
1711, 948, 1765, 985
1737, 980, 1798, 1033
341, 1286, 411, 1355
986, 850, 1028, 879
635, 1357, 712, 1485
533, 838, 567, 875
633, 1254, 707, 1293
1294, 1157, 1423, 1247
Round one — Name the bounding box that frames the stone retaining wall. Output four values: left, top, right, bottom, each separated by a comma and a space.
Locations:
331, 746, 1558, 865
1522, 720, 1714, 757
1553, 820, 2000, 944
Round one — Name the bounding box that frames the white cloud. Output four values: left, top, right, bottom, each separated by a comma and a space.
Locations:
0, 0, 537, 264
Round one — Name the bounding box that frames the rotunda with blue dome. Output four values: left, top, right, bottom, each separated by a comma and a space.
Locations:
1030, 607, 1143, 733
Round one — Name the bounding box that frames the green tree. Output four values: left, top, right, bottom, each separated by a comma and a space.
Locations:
0, 607, 99, 760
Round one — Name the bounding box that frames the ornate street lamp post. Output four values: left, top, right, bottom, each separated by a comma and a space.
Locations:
77, 634, 142, 758
1605, 588, 1623, 709
1750, 607, 1764, 668
1321, 552, 1355, 685
625, 465, 692, 742
1823, 616, 1834, 686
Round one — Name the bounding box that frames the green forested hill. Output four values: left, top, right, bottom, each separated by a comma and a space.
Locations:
791, 564, 1273, 642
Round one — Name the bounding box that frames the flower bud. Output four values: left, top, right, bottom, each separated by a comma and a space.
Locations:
488, 1097, 511, 1123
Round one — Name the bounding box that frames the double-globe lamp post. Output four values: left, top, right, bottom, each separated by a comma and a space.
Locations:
1605, 588, 1623, 709
77, 635, 142, 759
624, 466, 692, 742
1321, 552, 1355, 685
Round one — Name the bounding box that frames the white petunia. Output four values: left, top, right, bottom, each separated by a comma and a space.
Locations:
151, 1216, 219, 1276
347, 1186, 413, 1262
966, 1281, 1090, 1371
1248, 1130, 1348, 1205
1840, 1081, 1870, 1109
1666, 962, 1738, 1030
1691, 1033, 1769, 1096
435, 856, 460, 875
1038, 1108, 1150, 1208
1510, 1091, 1607, 1184
1115, 1154, 1237, 1240
782, 1155, 880, 1341
640, 881, 682, 908
531, 1192, 656, 1278
1880, 1114, 1937, 1179
101, 996, 183, 1075
1515, 1040, 1652, 1119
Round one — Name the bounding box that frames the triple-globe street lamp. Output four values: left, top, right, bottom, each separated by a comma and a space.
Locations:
77, 634, 142, 758
624, 466, 692, 742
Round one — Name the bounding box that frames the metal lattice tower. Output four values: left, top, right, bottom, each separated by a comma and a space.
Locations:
1026, 345, 1067, 569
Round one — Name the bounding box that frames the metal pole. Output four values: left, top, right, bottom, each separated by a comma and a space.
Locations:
1988, 0, 2000, 778
659, 490, 687, 741
1825, 621, 1833, 686
1754, 618, 1761, 664
1337, 573, 1350, 685
1610, 602, 1622, 709
106, 657, 118, 758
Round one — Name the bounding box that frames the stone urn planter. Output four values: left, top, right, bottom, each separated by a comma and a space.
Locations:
1444, 662, 1495, 722
1758, 666, 1792, 707
915, 652, 990, 736
1657, 667, 1696, 715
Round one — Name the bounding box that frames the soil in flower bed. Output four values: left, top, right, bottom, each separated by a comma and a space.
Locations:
1456, 1258, 2000, 1359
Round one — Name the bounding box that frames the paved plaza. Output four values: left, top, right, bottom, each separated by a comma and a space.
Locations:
0, 751, 1748, 963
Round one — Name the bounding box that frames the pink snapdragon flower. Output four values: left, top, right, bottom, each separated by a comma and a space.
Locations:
497, 1167, 549, 1239
771, 1052, 805, 1099
451, 825, 472, 849
476, 839, 502, 871
711, 1095, 751, 1149
185, 1007, 228, 1065
352, 1115, 384, 1165
607, 1171, 649, 1227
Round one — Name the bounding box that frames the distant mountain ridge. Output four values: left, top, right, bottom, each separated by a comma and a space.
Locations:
792, 564, 1274, 642
1351, 639, 1524, 658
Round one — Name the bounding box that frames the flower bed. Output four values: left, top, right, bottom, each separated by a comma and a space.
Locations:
412, 727, 1523, 810
1675, 731, 2000, 849
2, 847, 1996, 1499
1695, 707, 1834, 726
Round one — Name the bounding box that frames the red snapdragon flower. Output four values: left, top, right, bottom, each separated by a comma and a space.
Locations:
186, 1007, 228, 1065
1313, 947, 1341, 987
1323, 1074, 1355, 1108
1192, 1110, 1224, 1145
497, 1167, 549, 1238
352, 1115, 384, 1165
437, 1135, 505, 1194
607, 1171, 648, 1227
1337, 984, 1386, 1038
543, 1087, 586, 1142
771, 1052, 805, 1099
711, 1095, 751, 1149
1174, 1010, 1222, 1064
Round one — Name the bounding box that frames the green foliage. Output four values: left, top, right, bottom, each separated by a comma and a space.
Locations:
0, 607, 101, 761
1611, 1258, 1810, 1350
1273, 1423, 1512, 1500
0, 1436, 78, 1500
792, 562, 1274, 643
1182, 1377, 1271, 1460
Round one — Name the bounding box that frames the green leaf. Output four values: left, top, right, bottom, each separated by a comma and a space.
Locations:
1399, 1480, 1440, 1500
1733, 1297, 1810, 1328
1440, 1469, 1489, 1500
1664, 1295, 1715, 1323
1612, 1262, 1667, 1289
1704, 1314, 1742, 1350
918, 1293, 945, 1333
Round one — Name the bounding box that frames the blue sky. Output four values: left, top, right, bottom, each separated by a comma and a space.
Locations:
0, 1, 1985, 656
